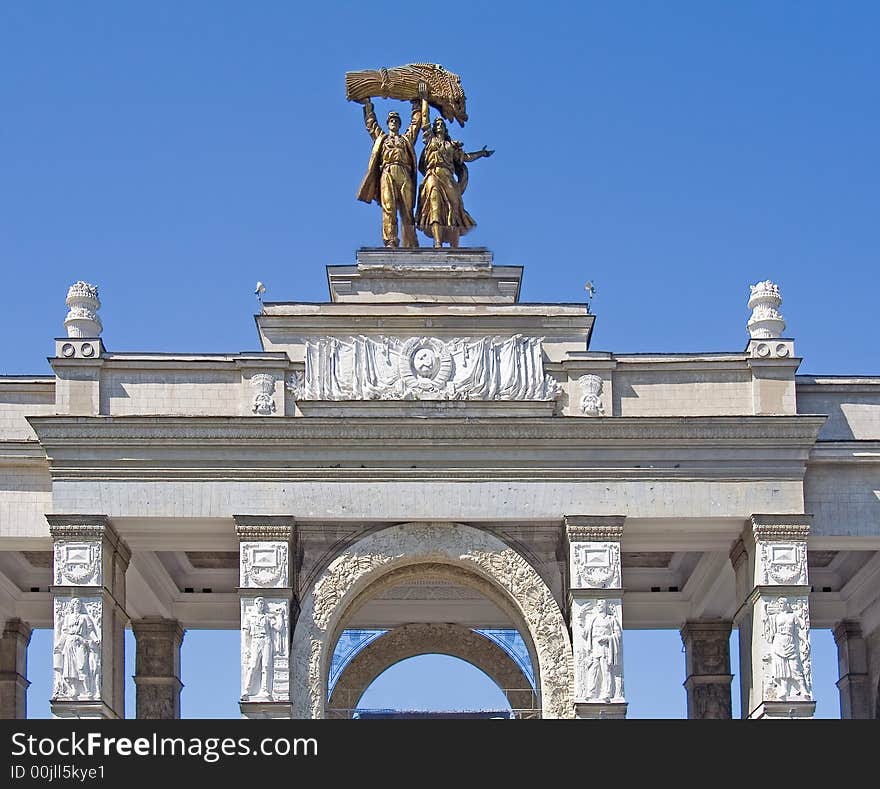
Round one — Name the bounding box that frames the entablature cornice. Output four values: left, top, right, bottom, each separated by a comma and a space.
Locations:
27, 414, 827, 445
807, 441, 880, 464
26, 414, 826, 482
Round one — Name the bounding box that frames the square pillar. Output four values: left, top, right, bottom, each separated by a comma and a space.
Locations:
235, 516, 297, 719
565, 515, 627, 719
0, 619, 33, 719
48, 515, 130, 719
730, 515, 815, 719
680, 620, 733, 718
132, 618, 185, 719
833, 620, 871, 719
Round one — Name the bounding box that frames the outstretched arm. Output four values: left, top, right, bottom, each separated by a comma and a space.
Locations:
463, 145, 494, 162
361, 98, 382, 141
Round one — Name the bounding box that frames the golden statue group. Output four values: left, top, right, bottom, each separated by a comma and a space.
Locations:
346, 64, 493, 248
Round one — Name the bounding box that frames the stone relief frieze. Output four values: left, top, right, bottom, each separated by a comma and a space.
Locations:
760, 596, 812, 702
52, 597, 102, 701
570, 542, 621, 590
301, 335, 561, 401
572, 598, 625, 703
240, 542, 289, 589
759, 541, 808, 587
241, 597, 289, 702
290, 523, 574, 719
54, 541, 102, 587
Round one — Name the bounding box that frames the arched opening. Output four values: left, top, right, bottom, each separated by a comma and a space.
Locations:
354, 654, 514, 718
290, 522, 574, 718
327, 622, 537, 717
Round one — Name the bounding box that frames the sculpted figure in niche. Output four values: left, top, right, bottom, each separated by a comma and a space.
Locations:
242, 597, 286, 700
53, 598, 100, 700
581, 600, 623, 702
764, 597, 809, 700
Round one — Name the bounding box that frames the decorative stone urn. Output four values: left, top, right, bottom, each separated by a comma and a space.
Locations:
747, 280, 785, 339
64, 281, 102, 338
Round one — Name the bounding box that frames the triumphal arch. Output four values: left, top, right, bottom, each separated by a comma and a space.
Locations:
1, 64, 879, 720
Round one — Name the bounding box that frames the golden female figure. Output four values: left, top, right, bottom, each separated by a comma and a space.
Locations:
416, 109, 493, 248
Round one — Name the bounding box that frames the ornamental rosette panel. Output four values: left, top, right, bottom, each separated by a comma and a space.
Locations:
298, 334, 561, 401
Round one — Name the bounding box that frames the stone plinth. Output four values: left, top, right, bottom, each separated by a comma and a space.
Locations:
328, 248, 522, 304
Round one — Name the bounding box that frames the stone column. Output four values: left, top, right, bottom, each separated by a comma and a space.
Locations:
565, 515, 627, 719
0, 619, 32, 719
833, 620, 871, 719
730, 515, 814, 719
680, 621, 733, 719
48, 516, 130, 719
235, 516, 297, 719
132, 618, 185, 719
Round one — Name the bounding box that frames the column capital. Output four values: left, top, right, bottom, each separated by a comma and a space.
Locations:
729, 537, 748, 570
131, 617, 185, 645
564, 515, 625, 542
47, 515, 131, 568
749, 514, 811, 542
234, 515, 296, 542
2, 618, 33, 645
833, 619, 863, 645
680, 619, 733, 641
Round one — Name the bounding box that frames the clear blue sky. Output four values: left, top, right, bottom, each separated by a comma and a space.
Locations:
2, 2, 874, 717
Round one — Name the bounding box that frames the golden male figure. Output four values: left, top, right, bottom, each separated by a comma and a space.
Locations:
356, 98, 421, 248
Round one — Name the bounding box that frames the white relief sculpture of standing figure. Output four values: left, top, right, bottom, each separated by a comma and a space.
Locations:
764, 597, 809, 700
53, 598, 100, 700
242, 597, 285, 700
582, 600, 623, 701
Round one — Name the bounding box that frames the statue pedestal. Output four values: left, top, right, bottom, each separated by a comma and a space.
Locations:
51, 700, 119, 719
751, 700, 816, 719
327, 247, 523, 304
240, 701, 293, 719
575, 702, 628, 719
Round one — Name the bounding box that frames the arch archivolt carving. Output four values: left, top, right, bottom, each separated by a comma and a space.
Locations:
328, 622, 536, 715
290, 522, 575, 719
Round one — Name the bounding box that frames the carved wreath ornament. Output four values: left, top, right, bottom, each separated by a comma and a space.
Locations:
572, 543, 620, 589
240, 543, 288, 588
54, 543, 101, 586
760, 542, 807, 586
399, 337, 454, 393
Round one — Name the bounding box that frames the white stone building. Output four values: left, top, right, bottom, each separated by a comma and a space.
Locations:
0, 249, 878, 719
